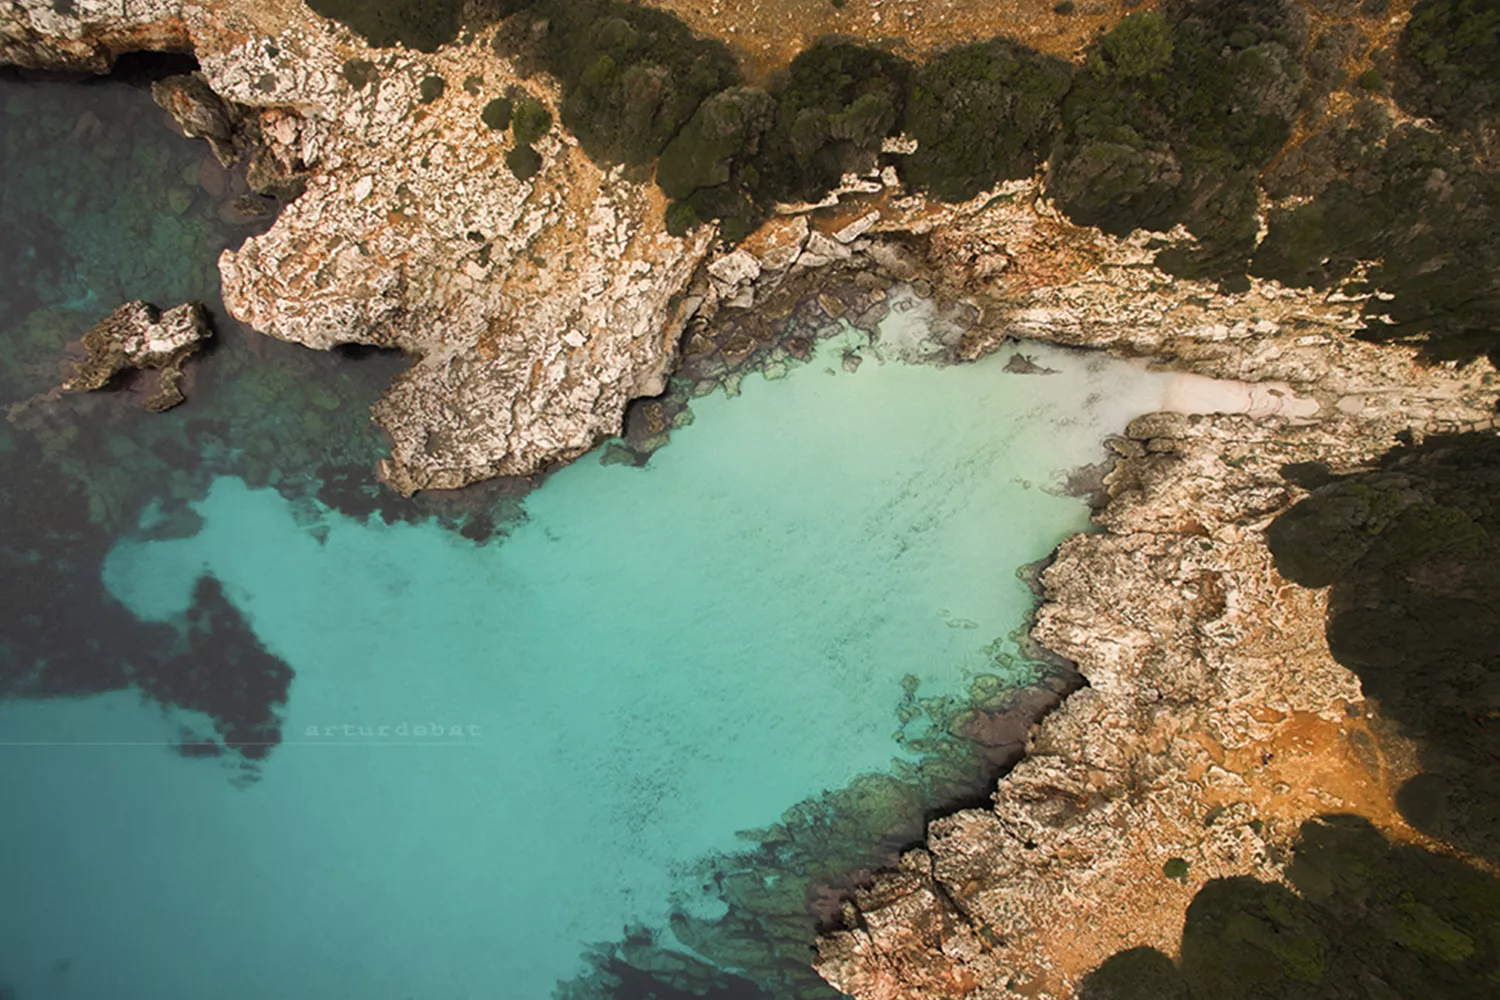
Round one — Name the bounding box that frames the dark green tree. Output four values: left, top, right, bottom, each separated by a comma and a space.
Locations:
1049, 0, 1308, 279
901, 37, 1072, 202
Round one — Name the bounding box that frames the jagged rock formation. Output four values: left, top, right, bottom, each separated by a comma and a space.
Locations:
151, 70, 239, 166
63, 299, 211, 411
3, 0, 717, 493
815, 321, 1499, 996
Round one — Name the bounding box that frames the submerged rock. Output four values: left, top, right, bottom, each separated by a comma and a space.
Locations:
1002, 352, 1058, 375
151, 72, 239, 167
63, 300, 211, 412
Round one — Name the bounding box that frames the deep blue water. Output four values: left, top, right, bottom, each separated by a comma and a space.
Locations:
0, 75, 1173, 1000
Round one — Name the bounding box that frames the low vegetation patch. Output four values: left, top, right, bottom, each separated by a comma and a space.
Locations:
1396, 0, 1500, 130
901, 37, 1072, 203
1049, 0, 1308, 280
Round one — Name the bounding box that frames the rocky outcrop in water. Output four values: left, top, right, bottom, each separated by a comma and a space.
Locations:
63, 299, 211, 411
151, 70, 239, 166
3, 0, 717, 492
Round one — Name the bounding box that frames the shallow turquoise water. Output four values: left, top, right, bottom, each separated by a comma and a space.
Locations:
0, 331, 1171, 999
0, 74, 1175, 1000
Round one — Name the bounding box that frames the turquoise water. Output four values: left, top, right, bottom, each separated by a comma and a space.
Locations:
0, 74, 1175, 1000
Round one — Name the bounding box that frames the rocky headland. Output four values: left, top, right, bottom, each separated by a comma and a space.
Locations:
6, 0, 718, 493
5, 0, 1500, 997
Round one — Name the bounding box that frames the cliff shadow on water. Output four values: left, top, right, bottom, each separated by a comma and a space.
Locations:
0, 56, 440, 774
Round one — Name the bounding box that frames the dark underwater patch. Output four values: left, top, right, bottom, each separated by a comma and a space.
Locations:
0, 436, 292, 771
556, 663, 1080, 999
135, 574, 294, 761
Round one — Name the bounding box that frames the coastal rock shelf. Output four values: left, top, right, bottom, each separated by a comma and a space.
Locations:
815, 331, 1500, 998
6, 0, 716, 493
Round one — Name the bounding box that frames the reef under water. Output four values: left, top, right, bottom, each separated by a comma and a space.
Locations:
0, 75, 1182, 1000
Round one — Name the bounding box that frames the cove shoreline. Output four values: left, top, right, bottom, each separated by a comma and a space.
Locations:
5, 3, 1500, 999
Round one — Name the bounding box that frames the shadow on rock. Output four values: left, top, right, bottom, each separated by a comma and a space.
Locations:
1265, 433, 1500, 861
1080, 815, 1500, 1000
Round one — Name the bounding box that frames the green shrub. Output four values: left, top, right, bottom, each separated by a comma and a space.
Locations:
506, 0, 739, 165
1098, 10, 1175, 78
341, 58, 377, 89
1396, 0, 1500, 130
902, 37, 1072, 202
419, 75, 446, 103
511, 97, 552, 144
1049, 0, 1308, 278
654, 40, 910, 240
1252, 121, 1500, 364
751, 40, 913, 204
506, 143, 543, 181
684, 183, 762, 243
663, 199, 701, 236
481, 96, 513, 130
656, 86, 775, 200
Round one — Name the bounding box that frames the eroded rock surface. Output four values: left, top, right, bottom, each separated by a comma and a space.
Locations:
4, 0, 716, 492
63, 299, 211, 411
152, 70, 239, 166
815, 321, 1499, 997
